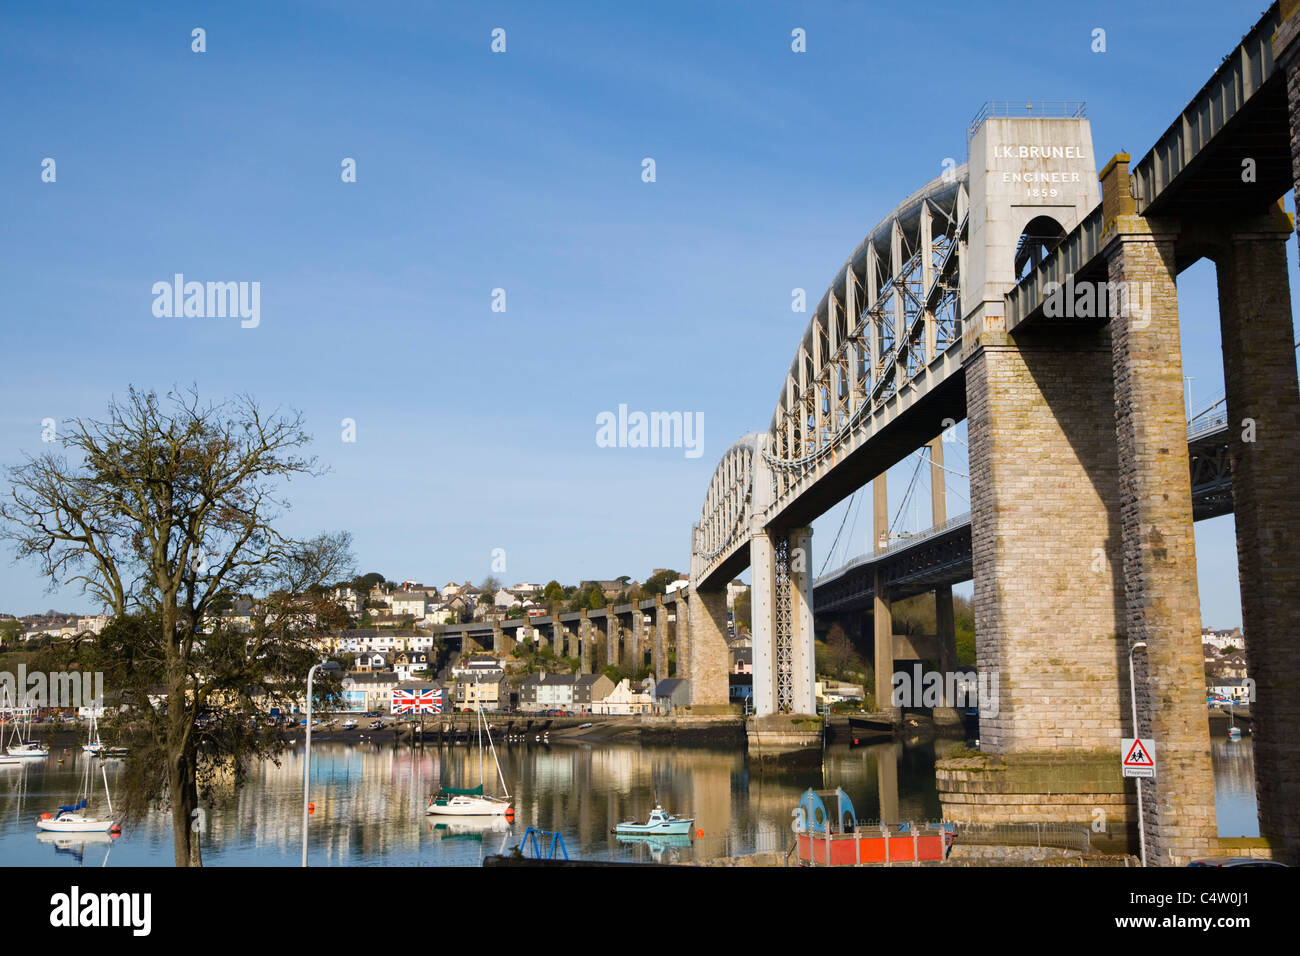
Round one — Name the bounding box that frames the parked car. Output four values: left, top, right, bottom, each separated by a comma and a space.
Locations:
1187, 858, 1286, 867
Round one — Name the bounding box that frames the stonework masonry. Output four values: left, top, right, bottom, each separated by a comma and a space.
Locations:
963, 323, 1126, 753
578, 613, 593, 674
653, 596, 668, 680
686, 588, 730, 706
676, 594, 690, 680
1104, 204, 1218, 866
787, 526, 817, 715
630, 608, 644, 672
1214, 210, 1300, 862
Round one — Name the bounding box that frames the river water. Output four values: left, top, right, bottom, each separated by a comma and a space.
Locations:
0, 736, 1259, 866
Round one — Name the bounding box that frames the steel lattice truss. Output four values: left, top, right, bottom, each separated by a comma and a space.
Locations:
767, 173, 969, 491
694, 434, 759, 564
1188, 426, 1233, 521
773, 534, 794, 713
692, 172, 971, 588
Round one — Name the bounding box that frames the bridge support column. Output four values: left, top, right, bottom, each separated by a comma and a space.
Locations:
873, 574, 893, 714
592, 615, 608, 671
787, 527, 817, 715
1103, 155, 1217, 865
630, 608, 644, 674
871, 474, 895, 716
605, 613, 619, 671
751, 528, 816, 717
675, 595, 690, 680
751, 530, 777, 717
578, 612, 593, 674
653, 595, 668, 680
1215, 208, 1300, 862
938, 300, 1130, 839
566, 623, 578, 663
685, 588, 730, 707
934, 584, 960, 724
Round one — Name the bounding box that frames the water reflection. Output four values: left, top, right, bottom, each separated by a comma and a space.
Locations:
0, 735, 1258, 866
1212, 737, 1258, 838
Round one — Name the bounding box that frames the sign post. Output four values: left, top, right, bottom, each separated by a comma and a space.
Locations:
1121, 738, 1156, 778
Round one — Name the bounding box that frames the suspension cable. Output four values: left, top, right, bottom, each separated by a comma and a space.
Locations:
820, 491, 857, 575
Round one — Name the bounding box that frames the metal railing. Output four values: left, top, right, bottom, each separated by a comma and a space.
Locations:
953, 821, 1092, 853
968, 101, 1087, 141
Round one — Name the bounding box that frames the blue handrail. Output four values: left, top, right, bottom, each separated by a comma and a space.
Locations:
520, 826, 569, 861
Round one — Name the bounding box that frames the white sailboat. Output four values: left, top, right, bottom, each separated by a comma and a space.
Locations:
427, 680, 513, 817
83, 711, 103, 755
37, 755, 119, 834
3, 690, 48, 759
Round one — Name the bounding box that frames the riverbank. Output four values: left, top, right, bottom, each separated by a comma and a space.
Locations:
287, 713, 747, 747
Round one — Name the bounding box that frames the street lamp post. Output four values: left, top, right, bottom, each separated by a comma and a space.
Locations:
302, 659, 340, 867
1128, 641, 1148, 867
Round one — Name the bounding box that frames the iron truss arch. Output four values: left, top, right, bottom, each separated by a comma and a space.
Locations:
693, 433, 760, 565
766, 168, 970, 491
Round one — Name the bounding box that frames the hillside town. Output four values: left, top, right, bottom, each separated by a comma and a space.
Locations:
0, 574, 1251, 718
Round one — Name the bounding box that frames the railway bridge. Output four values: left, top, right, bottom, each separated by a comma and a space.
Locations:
681, 2, 1300, 864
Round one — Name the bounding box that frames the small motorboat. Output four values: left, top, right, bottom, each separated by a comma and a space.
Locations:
614, 805, 695, 836
340, 720, 358, 730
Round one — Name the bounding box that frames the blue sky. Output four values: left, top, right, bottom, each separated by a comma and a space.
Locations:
0, 0, 1290, 628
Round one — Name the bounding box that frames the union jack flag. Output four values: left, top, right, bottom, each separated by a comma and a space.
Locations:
392, 687, 442, 715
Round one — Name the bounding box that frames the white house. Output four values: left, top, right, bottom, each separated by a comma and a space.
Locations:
1209, 678, 1252, 703
592, 678, 653, 716
332, 587, 361, 613
451, 655, 505, 679
391, 594, 428, 619
422, 604, 458, 626
394, 651, 431, 681
353, 652, 388, 672
76, 614, 111, 636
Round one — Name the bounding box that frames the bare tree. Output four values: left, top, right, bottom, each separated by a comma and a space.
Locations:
1, 387, 352, 866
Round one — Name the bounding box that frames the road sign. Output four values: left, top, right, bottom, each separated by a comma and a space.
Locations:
1121, 737, 1156, 778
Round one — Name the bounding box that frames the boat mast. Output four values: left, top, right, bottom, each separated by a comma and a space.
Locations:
476, 678, 484, 788
485, 711, 509, 798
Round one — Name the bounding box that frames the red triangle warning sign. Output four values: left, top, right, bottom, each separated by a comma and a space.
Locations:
1124, 739, 1154, 767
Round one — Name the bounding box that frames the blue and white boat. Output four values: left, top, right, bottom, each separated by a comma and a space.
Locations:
614, 806, 694, 836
